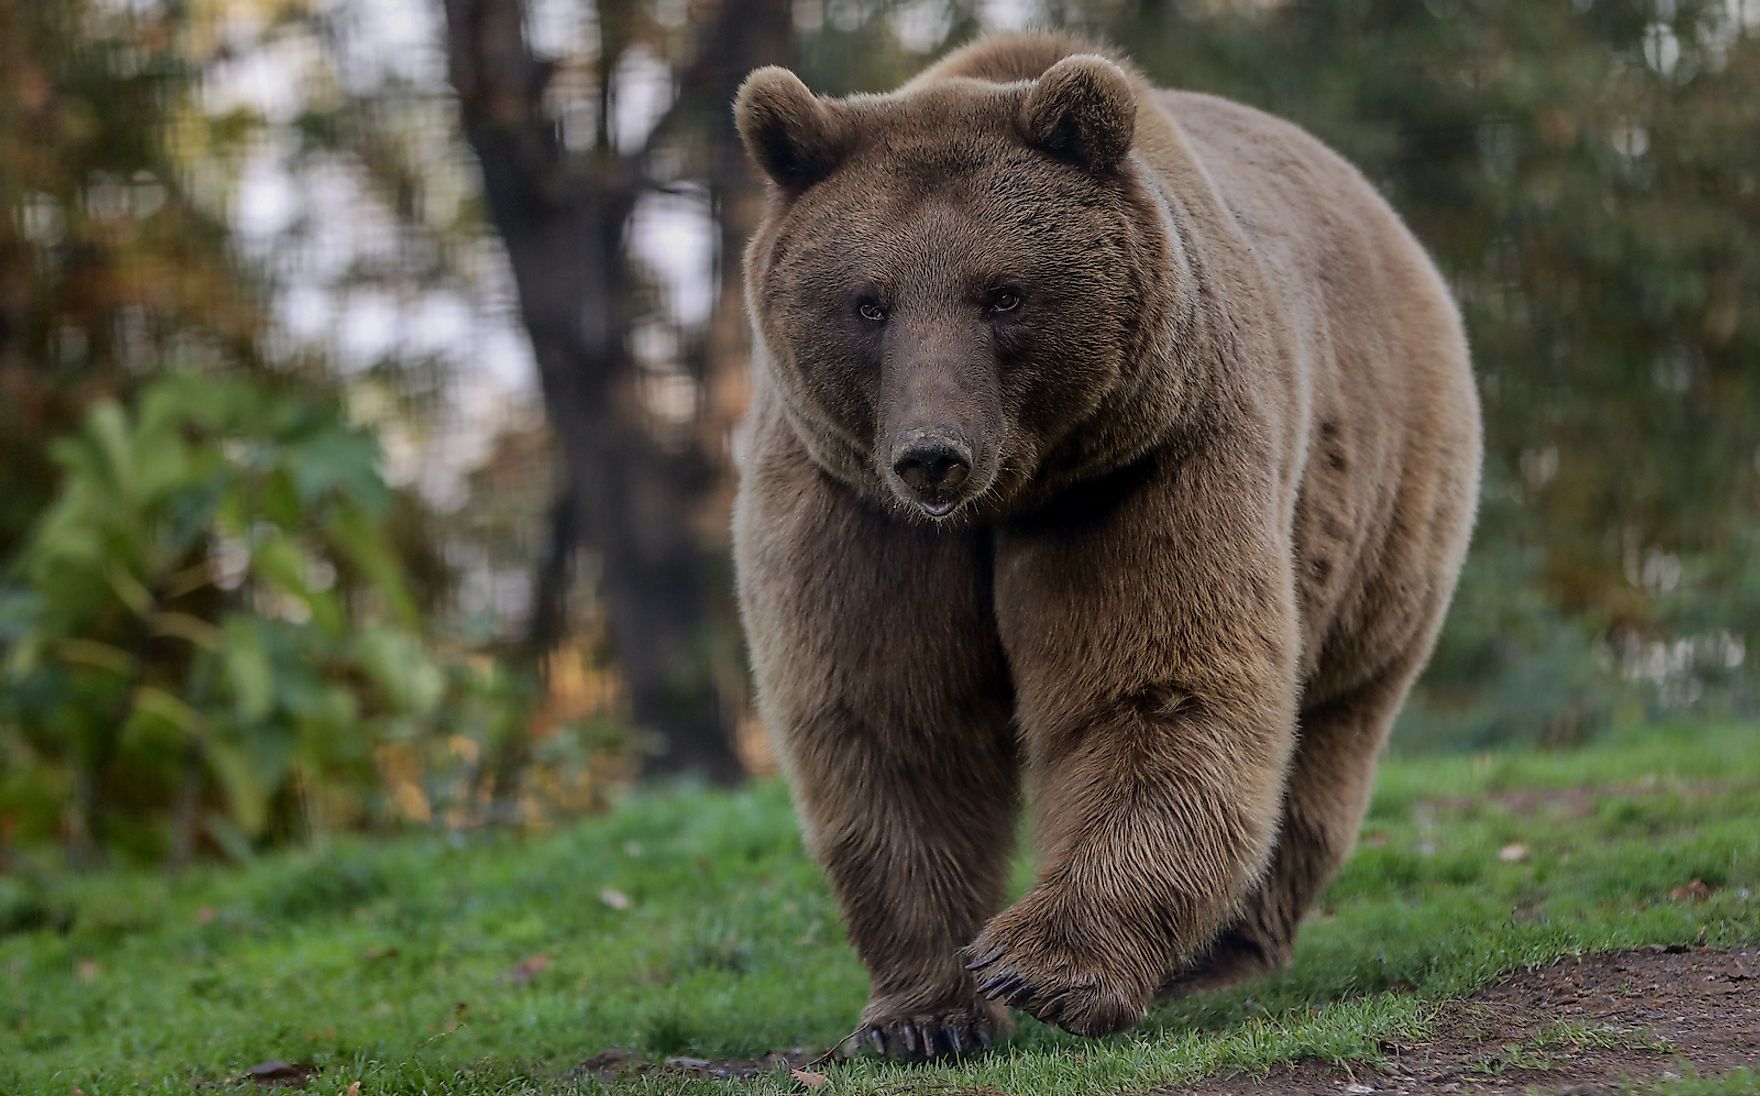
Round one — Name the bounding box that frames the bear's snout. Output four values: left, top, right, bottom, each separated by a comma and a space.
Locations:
890, 427, 974, 517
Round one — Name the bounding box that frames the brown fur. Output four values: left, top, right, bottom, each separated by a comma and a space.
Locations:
731, 31, 1481, 1058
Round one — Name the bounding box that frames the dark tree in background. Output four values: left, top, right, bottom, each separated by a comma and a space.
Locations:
441, 0, 793, 783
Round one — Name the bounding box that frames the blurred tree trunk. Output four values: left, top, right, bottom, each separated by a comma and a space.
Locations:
442, 0, 789, 784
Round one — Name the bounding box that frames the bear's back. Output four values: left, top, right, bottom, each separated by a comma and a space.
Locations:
1149, 87, 1481, 703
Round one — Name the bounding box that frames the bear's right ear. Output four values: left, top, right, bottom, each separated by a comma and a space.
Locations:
733, 67, 853, 191
1018, 54, 1137, 174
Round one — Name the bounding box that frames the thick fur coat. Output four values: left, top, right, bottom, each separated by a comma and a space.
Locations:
731, 31, 1482, 1058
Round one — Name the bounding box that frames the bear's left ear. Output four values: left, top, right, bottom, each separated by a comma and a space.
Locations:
733, 67, 854, 191
1018, 55, 1136, 173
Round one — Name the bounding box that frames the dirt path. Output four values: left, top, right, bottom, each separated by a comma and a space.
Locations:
561, 947, 1757, 1092
1177, 946, 1759, 1095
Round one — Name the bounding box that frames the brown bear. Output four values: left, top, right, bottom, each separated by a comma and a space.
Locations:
730, 30, 1481, 1059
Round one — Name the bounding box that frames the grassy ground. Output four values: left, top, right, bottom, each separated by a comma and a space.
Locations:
3, 722, 1758, 1095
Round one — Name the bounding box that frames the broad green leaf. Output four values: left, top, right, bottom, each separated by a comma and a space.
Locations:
84, 400, 137, 501
105, 567, 154, 616
251, 531, 310, 598
288, 422, 387, 513
259, 468, 304, 529
221, 616, 274, 722
325, 507, 417, 627
155, 611, 223, 651
132, 685, 209, 736
206, 740, 271, 838
303, 587, 347, 638
129, 418, 191, 502
53, 638, 136, 677
355, 627, 445, 716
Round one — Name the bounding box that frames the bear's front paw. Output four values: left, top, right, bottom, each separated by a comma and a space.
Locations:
839, 996, 1010, 1063
961, 895, 1157, 1037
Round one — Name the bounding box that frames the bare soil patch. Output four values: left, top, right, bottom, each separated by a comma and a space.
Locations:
562, 947, 1756, 1093
568, 1045, 819, 1084
1175, 945, 1759, 1095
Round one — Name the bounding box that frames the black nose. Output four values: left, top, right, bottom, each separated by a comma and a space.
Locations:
891, 429, 973, 494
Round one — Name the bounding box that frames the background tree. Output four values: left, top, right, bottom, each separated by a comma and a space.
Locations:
440, 0, 795, 783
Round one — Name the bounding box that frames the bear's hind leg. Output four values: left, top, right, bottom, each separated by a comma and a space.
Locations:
1160, 651, 1424, 997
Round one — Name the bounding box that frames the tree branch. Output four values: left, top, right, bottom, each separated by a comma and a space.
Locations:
442, 0, 561, 206
638, 0, 791, 170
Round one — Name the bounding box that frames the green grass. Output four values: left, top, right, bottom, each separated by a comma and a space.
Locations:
3, 722, 1758, 1095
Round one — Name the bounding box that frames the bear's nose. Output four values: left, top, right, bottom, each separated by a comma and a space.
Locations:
891, 429, 973, 494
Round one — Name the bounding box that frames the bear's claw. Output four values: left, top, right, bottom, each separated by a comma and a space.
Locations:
974, 970, 1024, 1000
964, 946, 1004, 971
961, 905, 1153, 1037
839, 1007, 1003, 1062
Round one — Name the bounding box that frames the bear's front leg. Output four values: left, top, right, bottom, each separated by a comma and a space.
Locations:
735, 450, 1020, 1060
967, 445, 1300, 1036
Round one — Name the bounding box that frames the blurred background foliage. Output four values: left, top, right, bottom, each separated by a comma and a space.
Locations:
0, 0, 1756, 868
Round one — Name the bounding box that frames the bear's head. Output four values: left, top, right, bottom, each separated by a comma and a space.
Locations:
735, 54, 1189, 522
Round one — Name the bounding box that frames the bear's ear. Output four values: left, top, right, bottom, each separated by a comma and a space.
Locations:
733, 67, 853, 191
1017, 55, 1136, 173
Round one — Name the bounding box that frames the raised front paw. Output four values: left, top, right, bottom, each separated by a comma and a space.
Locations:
839, 996, 1010, 1062
961, 894, 1158, 1037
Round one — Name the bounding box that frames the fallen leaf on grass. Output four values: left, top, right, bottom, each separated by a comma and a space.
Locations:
790, 1067, 828, 1089
1497, 842, 1529, 862
1670, 879, 1713, 902
362, 946, 399, 961
195, 906, 217, 925
239, 1060, 319, 1088
599, 888, 632, 910
507, 953, 552, 984
75, 959, 100, 982
344, 1083, 361, 1096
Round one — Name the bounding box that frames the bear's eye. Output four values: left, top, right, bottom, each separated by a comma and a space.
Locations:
987, 289, 1023, 316
857, 301, 888, 323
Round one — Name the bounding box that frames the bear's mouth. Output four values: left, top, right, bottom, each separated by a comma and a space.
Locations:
918, 496, 960, 519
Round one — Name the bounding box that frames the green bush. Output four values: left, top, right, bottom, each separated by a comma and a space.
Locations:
0, 374, 610, 866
